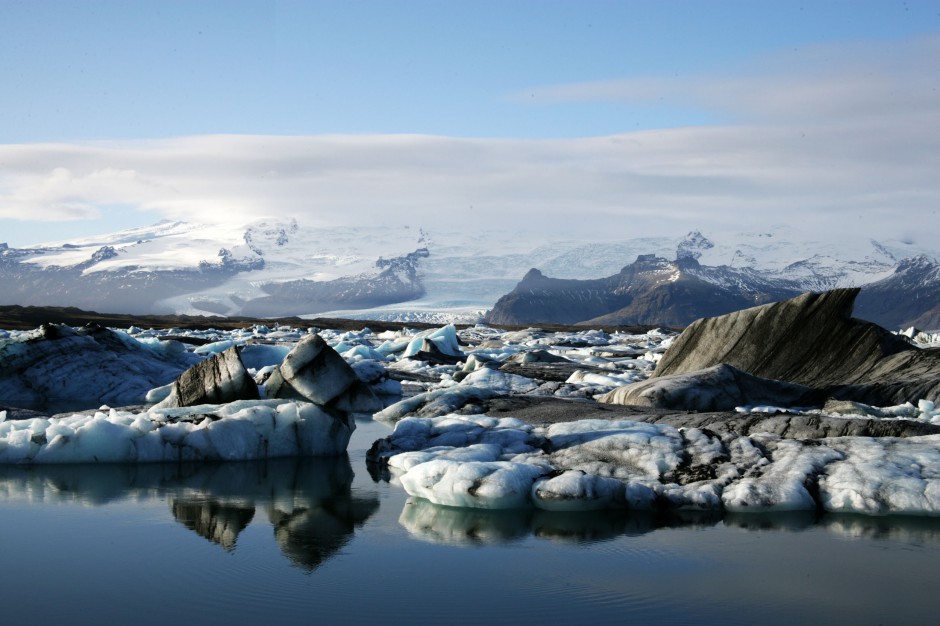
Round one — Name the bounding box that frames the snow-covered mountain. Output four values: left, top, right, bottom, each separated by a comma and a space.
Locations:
0, 221, 936, 326
485, 230, 939, 329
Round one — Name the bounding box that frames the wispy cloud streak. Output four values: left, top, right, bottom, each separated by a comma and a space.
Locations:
1, 36, 938, 245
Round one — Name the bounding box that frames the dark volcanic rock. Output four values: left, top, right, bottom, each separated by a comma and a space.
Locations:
653, 288, 940, 406
598, 363, 823, 411
163, 346, 259, 407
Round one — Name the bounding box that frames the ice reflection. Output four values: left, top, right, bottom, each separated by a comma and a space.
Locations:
724, 511, 940, 545
0, 456, 379, 570
400, 497, 940, 547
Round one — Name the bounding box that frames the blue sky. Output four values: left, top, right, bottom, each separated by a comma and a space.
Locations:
2, 1, 939, 247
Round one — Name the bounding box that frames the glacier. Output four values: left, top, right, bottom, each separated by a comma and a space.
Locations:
3, 218, 938, 323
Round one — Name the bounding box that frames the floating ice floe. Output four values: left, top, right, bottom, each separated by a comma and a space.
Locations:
0, 400, 353, 464
369, 414, 940, 516
402, 324, 463, 359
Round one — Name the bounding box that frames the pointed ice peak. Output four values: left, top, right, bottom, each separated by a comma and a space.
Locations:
893, 255, 940, 282
896, 254, 939, 269
677, 230, 714, 261
89, 246, 119, 264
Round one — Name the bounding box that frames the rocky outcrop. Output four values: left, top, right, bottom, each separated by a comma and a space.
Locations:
650, 289, 940, 406
598, 363, 822, 411
161, 346, 259, 407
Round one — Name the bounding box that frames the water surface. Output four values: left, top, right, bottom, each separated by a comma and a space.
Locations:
1, 417, 938, 625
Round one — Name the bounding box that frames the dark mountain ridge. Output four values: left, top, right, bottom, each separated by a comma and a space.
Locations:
486, 253, 940, 329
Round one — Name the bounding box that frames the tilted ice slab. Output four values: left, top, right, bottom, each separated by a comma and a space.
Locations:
0, 400, 353, 464
370, 414, 940, 516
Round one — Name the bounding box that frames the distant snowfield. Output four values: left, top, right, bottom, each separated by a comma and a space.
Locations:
15, 218, 937, 320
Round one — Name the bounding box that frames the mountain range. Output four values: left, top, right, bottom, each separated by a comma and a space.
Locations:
485, 251, 940, 330
1, 220, 938, 329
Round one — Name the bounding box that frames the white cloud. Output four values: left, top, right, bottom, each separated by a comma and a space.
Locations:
1, 35, 938, 248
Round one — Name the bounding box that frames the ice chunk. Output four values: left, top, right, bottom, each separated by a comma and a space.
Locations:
239, 344, 291, 371
375, 386, 499, 421
402, 325, 463, 358
194, 340, 237, 355
159, 346, 260, 408
264, 334, 358, 405
722, 438, 843, 512
546, 419, 685, 480
0, 400, 353, 464
388, 443, 504, 472
819, 436, 940, 515
459, 368, 540, 394
399, 459, 546, 509
0, 323, 201, 410
145, 382, 174, 404
531, 470, 626, 511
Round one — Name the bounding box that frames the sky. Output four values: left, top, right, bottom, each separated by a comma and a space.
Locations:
1, 0, 939, 248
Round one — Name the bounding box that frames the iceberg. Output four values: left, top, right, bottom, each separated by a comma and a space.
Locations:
0, 400, 354, 464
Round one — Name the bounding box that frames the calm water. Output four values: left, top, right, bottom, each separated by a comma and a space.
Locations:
2, 416, 939, 625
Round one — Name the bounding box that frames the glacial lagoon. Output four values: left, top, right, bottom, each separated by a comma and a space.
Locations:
2, 416, 939, 626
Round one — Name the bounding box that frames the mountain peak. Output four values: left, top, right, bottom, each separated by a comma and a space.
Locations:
677, 230, 715, 261
524, 267, 544, 279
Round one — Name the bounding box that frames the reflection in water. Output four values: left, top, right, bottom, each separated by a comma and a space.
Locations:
172, 500, 256, 551
400, 496, 940, 547
0, 456, 379, 570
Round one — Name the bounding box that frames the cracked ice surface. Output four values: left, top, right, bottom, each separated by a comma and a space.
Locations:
370, 414, 940, 516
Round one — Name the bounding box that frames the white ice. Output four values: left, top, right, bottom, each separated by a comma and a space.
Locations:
377, 413, 940, 516
0, 400, 353, 464
401, 324, 463, 358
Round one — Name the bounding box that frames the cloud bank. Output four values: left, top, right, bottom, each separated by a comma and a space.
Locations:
1, 36, 938, 247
